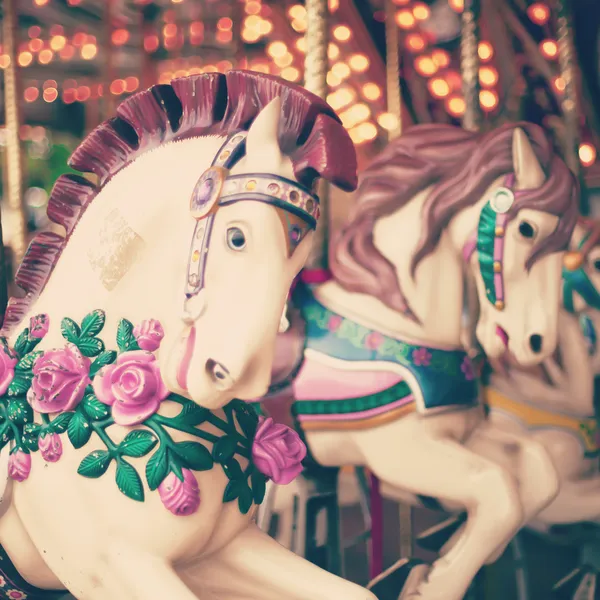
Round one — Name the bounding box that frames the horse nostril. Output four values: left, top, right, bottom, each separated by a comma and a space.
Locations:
529, 334, 543, 353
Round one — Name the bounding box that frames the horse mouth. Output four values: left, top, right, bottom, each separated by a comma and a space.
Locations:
176, 326, 197, 391
495, 325, 509, 349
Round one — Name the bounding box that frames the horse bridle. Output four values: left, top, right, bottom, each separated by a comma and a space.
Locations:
183, 130, 320, 320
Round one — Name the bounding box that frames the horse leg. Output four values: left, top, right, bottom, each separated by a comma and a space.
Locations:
354, 417, 523, 600
178, 523, 377, 600
535, 478, 600, 524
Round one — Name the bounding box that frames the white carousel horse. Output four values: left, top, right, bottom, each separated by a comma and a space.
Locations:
0, 71, 380, 600
254, 122, 580, 600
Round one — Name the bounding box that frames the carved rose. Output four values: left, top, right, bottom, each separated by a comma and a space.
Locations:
29, 314, 50, 339
93, 351, 169, 426
39, 432, 63, 463
8, 450, 31, 482
27, 344, 91, 413
133, 319, 165, 352
252, 416, 306, 485
158, 469, 201, 516
0, 345, 17, 396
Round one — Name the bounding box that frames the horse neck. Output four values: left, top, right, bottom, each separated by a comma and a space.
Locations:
8, 135, 225, 350
317, 188, 469, 349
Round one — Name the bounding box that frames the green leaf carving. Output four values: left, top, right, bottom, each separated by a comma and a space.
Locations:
89, 350, 117, 377
176, 401, 209, 426
251, 470, 267, 504
50, 411, 73, 434
80, 309, 106, 338
173, 441, 213, 471
116, 459, 144, 502
22, 423, 41, 452
223, 479, 242, 503
80, 394, 110, 421
77, 337, 105, 358
13, 330, 29, 357
212, 436, 237, 464
145, 447, 169, 491
116, 319, 134, 353
23, 422, 41, 437
6, 376, 30, 398
15, 351, 42, 373
222, 457, 243, 480
232, 401, 259, 440
60, 318, 81, 344
119, 430, 157, 458
67, 410, 92, 449
77, 450, 112, 478
238, 483, 253, 515
7, 398, 33, 425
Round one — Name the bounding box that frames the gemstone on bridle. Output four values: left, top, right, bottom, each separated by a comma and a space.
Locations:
489, 187, 514, 214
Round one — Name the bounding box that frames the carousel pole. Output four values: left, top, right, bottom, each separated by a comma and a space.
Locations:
103, 0, 117, 119
2, 0, 28, 273
460, 0, 483, 131
303, 0, 329, 274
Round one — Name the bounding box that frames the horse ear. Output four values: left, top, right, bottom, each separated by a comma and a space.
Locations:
512, 127, 545, 190
243, 97, 284, 169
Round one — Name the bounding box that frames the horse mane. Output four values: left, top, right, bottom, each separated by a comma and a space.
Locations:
330, 122, 578, 321
3, 70, 357, 333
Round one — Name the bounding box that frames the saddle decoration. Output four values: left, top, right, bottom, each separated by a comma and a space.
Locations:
0, 311, 306, 517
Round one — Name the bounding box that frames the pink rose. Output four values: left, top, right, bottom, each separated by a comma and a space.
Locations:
365, 332, 384, 350
7, 591, 28, 600
93, 351, 169, 426
27, 344, 91, 414
0, 345, 17, 396
327, 315, 343, 332
252, 416, 306, 485
412, 347, 432, 367
158, 469, 200, 516
29, 313, 50, 339
39, 432, 63, 463
133, 319, 164, 352
8, 450, 31, 482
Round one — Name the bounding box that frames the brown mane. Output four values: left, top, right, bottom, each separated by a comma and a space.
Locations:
3, 70, 357, 333
330, 122, 579, 321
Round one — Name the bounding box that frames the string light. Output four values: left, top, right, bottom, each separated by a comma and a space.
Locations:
328, 44, 340, 60
579, 143, 597, 167
396, 10, 416, 29
415, 56, 437, 76
431, 49, 450, 68
333, 25, 351, 42
479, 66, 499, 87
362, 83, 382, 101
0, 55, 10, 69
527, 3, 550, 25
412, 2, 430, 21
81, 43, 97, 60
38, 49, 54, 64
331, 62, 351, 80
18, 52, 33, 67
406, 34, 426, 52
267, 41, 287, 59
540, 39, 558, 59
449, 0, 464, 13
479, 89, 499, 111
43, 87, 58, 103
281, 66, 300, 81
446, 95, 466, 116
349, 54, 369, 72
378, 112, 400, 130
428, 77, 450, 98
50, 35, 67, 51
24, 87, 39, 103
552, 75, 566, 93
478, 41, 494, 62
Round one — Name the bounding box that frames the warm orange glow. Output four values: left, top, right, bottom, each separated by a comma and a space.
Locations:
292, 19, 307, 33
110, 79, 126, 95
328, 0, 340, 12
38, 49, 53, 64
328, 43, 340, 60
396, 10, 416, 29
412, 2, 431, 21
67, 0, 82, 4
43, 88, 58, 103
332, 62, 351, 80
479, 66, 499, 87
406, 34, 426, 52
125, 76, 140, 93
348, 128, 365, 144
296, 38, 307, 53
446, 95, 466, 116
553, 75, 566, 92
428, 77, 450, 98
259, 20, 273, 35
349, 53, 369, 72
393, 0, 411, 5
449, 0, 464, 12
445, 71, 462, 91
281, 66, 300, 82
333, 25, 352, 42
190, 21, 204, 36
362, 82, 382, 101
340, 103, 371, 129
0, 55, 10, 69
378, 112, 400, 130
80, 43, 97, 60
144, 35, 160, 52
540, 39, 558, 59
579, 143, 597, 167
527, 3, 550, 25
288, 4, 306, 20
63, 88, 77, 104
18, 52, 33, 67
59, 45, 75, 60
478, 41, 494, 61
267, 41, 288, 58
28, 26, 41, 38
415, 55, 437, 76
250, 63, 270, 74
29, 39, 44, 53
43, 79, 57, 90
34, 0, 49, 6
245, 1, 261, 15
242, 29, 261, 43
274, 52, 294, 68
76, 86, 91, 102
218, 17, 233, 31
327, 87, 356, 110
163, 24, 177, 38
72, 32, 87, 47
24, 87, 39, 103
356, 122, 378, 141
327, 72, 342, 87
431, 49, 450, 68
479, 89, 499, 111
50, 35, 67, 51
216, 30, 233, 43
112, 29, 130, 46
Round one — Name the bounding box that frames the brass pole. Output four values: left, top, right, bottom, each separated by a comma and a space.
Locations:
303, 0, 329, 271
2, 0, 27, 268
460, 0, 483, 131
103, 0, 116, 118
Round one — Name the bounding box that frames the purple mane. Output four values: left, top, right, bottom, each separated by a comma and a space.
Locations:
330, 122, 579, 320
3, 70, 358, 333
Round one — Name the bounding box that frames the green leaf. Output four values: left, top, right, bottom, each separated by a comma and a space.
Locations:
23, 422, 41, 437
238, 483, 253, 515
251, 470, 267, 505
176, 401, 209, 426
232, 402, 259, 440
145, 447, 169, 491
173, 441, 213, 471
80, 309, 106, 338
116, 459, 144, 502
77, 337, 105, 358
212, 436, 237, 464
116, 319, 134, 353
6, 376, 30, 398
89, 350, 117, 377
77, 450, 112, 478
22, 431, 39, 452
118, 430, 157, 458
49, 412, 73, 434
67, 410, 92, 449
60, 318, 81, 344
223, 479, 242, 503
7, 398, 33, 425
15, 350, 42, 373
222, 458, 243, 480
13, 330, 29, 357
168, 450, 184, 481
80, 394, 110, 421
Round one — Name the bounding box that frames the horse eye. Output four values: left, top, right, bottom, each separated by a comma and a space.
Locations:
226, 227, 246, 251
518, 221, 536, 239
594, 259, 600, 272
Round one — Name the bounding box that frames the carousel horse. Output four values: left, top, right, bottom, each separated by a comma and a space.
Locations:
254, 122, 580, 600
0, 70, 381, 600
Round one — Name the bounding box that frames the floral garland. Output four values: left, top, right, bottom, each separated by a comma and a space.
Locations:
0, 311, 306, 517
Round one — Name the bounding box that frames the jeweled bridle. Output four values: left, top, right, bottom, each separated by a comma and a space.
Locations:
183, 130, 320, 318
